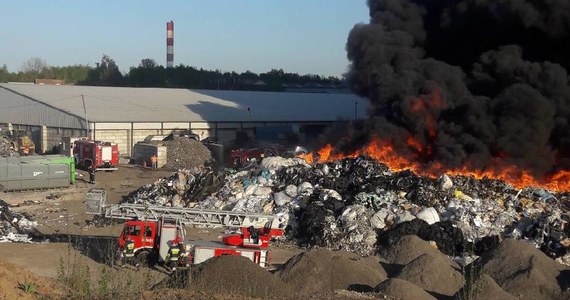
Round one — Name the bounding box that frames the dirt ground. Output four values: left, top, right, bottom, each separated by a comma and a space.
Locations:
0, 164, 303, 287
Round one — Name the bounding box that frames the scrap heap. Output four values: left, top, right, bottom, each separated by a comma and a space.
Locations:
125, 155, 570, 264
0, 200, 37, 243
0, 131, 18, 157
150, 137, 213, 170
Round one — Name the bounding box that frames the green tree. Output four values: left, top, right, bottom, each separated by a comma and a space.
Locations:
139, 58, 158, 68
0, 64, 9, 82
127, 58, 165, 87
84, 54, 124, 86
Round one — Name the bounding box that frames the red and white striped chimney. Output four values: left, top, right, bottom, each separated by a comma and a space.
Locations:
166, 21, 174, 68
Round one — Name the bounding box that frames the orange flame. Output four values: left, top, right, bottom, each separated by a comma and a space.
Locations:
296, 152, 314, 164
300, 138, 570, 192
406, 136, 423, 153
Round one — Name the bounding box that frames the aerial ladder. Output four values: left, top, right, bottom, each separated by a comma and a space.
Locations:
85, 188, 284, 268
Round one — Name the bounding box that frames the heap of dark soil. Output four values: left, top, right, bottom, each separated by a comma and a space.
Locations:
478, 238, 570, 300
141, 289, 260, 300
383, 235, 458, 266
157, 255, 291, 299
275, 248, 387, 295
394, 252, 465, 297
375, 278, 436, 300
155, 138, 213, 170
453, 274, 516, 300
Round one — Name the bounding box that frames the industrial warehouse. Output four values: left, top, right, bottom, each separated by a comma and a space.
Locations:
0, 82, 366, 156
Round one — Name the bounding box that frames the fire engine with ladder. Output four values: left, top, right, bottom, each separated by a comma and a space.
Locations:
86, 189, 285, 269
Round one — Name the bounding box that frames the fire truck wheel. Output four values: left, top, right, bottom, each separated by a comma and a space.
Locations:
136, 251, 151, 267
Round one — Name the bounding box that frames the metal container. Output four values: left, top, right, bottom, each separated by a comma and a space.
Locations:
0, 155, 74, 191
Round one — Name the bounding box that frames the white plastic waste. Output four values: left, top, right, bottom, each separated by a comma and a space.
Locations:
416, 207, 440, 225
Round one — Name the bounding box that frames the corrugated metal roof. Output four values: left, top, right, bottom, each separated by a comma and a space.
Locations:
0, 84, 86, 128
0, 83, 367, 123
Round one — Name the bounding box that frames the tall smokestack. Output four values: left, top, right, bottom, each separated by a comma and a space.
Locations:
166, 20, 174, 68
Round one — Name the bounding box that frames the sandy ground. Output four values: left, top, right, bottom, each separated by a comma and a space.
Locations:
0, 164, 302, 283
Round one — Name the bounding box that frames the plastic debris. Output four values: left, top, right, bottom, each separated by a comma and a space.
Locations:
0, 200, 37, 243
121, 155, 570, 259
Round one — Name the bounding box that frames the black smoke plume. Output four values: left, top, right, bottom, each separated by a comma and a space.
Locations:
343, 0, 570, 178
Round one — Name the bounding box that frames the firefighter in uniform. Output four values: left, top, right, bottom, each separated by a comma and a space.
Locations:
165, 237, 185, 271
88, 165, 96, 184
120, 239, 135, 267
248, 225, 259, 244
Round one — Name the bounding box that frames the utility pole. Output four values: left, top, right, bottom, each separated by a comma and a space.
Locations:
81, 94, 89, 137
354, 101, 358, 120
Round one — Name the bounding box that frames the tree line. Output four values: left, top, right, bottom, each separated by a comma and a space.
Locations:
1, 56, 345, 92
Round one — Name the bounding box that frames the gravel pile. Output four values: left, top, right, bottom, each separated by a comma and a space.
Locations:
276, 248, 386, 294
455, 274, 517, 300
153, 137, 213, 170
157, 255, 292, 299
477, 239, 570, 300
375, 278, 436, 300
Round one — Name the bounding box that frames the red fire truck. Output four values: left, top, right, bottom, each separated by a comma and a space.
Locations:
73, 139, 119, 171
85, 189, 285, 269
229, 144, 286, 168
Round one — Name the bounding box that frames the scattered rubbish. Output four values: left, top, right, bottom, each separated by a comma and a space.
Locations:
0, 199, 37, 243
119, 155, 570, 258
0, 150, 567, 300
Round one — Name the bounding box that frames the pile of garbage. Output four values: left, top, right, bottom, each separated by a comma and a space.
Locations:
0, 200, 37, 243
0, 131, 18, 157
124, 155, 570, 261
150, 137, 213, 170
125, 166, 226, 205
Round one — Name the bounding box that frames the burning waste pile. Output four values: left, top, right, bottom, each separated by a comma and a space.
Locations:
0, 199, 38, 243
125, 155, 570, 264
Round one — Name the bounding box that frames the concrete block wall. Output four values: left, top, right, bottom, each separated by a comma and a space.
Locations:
42, 127, 82, 153
133, 143, 167, 168
95, 129, 129, 157
132, 129, 161, 143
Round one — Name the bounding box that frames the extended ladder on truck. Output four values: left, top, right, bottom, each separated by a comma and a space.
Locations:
86, 188, 282, 268
85, 188, 285, 237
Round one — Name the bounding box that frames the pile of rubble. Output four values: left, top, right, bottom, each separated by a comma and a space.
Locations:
124, 155, 570, 262
0, 131, 18, 157
151, 137, 213, 170
125, 166, 226, 205
0, 200, 37, 243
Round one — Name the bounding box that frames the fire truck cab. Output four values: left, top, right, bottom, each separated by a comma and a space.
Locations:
118, 218, 193, 267
229, 145, 285, 169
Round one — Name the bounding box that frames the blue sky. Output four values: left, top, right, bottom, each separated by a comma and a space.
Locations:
1, 1, 369, 77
